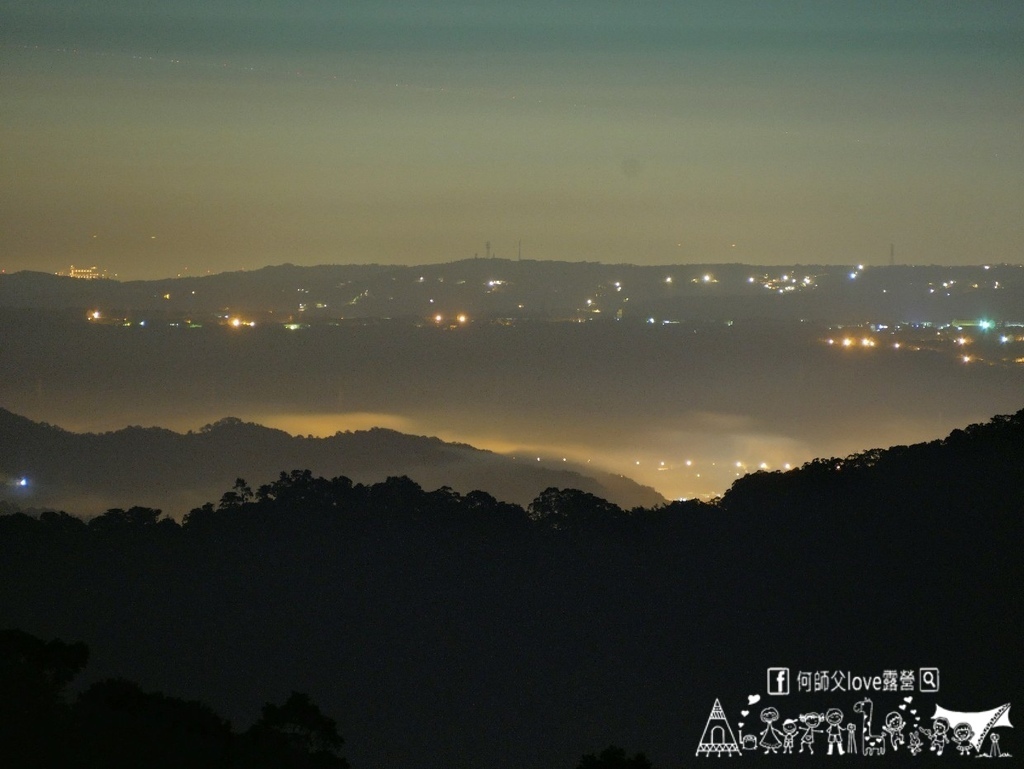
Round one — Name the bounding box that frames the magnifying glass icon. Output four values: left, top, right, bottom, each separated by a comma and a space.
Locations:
920, 668, 939, 691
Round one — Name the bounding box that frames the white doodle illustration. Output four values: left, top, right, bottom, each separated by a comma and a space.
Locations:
696, 699, 742, 757
932, 703, 1011, 753
908, 730, 923, 755
759, 707, 783, 754
798, 712, 823, 755
919, 716, 950, 755
854, 698, 886, 756
824, 708, 845, 756
846, 722, 859, 755
953, 723, 975, 756
782, 720, 798, 754
882, 711, 906, 751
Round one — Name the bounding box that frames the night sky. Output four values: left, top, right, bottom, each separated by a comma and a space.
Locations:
3, 2, 1022, 279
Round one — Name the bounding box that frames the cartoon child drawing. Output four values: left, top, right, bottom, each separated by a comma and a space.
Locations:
919, 716, 950, 756
907, 730, 923, 756
782, 720, 798, 754
882, 711, 906, 751
951, 723, 974, 756
825, 708, 845, 755
759, 707, 783, 754
799, 712, 824, 755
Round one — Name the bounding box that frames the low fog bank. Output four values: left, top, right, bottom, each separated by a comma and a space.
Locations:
2, 319, 1020, 501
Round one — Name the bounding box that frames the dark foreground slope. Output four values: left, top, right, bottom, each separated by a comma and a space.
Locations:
1, 411, 1021, 768
0, 408, 663, 515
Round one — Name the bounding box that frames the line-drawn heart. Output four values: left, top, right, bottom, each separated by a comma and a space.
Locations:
911, 709, 917, 715
899, 704, 907, 710
738, 722, 745, 729
741, 710, 749, 717
904, 696, 913, 703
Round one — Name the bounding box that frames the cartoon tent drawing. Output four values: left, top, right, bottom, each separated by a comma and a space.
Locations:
697, 698, 742, 757
932, 703, 1012, 752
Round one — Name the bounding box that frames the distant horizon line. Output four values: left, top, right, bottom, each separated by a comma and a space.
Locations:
3, 257, 1020, 283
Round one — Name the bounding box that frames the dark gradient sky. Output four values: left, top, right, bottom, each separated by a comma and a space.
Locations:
3, 1, 1022, 279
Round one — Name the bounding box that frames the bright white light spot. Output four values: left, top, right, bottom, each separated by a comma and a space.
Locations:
18, 478, 28, 487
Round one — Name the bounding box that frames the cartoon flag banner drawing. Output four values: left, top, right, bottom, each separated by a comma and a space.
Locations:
931, 704, 1011, 752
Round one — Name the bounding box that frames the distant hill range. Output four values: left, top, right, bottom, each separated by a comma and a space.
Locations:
0, 408, 664, 516
1, 259, 1022, 323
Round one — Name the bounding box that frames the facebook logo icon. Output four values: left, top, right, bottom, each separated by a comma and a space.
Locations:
768, 667, 790, 695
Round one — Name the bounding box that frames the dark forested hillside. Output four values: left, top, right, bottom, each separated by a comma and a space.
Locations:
0, 408, 664, 516
1, 410, 1020, 768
